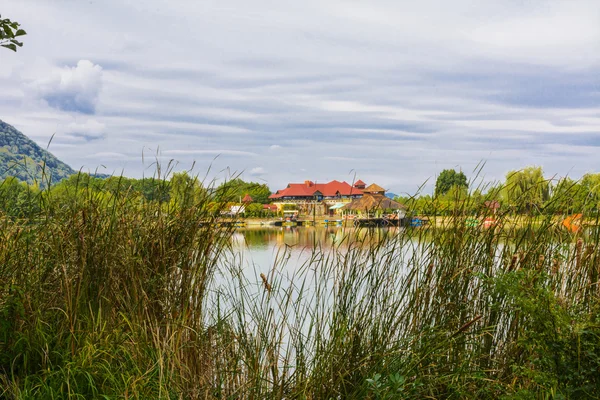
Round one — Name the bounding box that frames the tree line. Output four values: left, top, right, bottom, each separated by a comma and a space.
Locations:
395, 167, 600, 216
0, 172, 274, 218
2, 166, 599, 219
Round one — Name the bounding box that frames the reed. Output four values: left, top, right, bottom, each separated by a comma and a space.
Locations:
1, 171, 600, 398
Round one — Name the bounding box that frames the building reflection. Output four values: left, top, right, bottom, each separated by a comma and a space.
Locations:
235, 226, 402, 251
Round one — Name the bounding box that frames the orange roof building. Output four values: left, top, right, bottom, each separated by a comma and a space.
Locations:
353, 180, 366, 189
269, 180, 363, 200
263, 204, 278, 212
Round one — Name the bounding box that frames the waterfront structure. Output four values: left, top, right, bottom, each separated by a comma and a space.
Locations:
262, 204, 278, 212
353, 180, 366, 189
343, 183, 407, 218
269, 180, 364, 216
484, 200, 501, 215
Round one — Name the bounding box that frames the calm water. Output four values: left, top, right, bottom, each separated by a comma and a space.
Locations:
215, 226, 409, 343
231, 225, 404, 272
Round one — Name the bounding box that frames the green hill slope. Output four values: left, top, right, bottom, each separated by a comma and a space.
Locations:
0, 119, 75, 184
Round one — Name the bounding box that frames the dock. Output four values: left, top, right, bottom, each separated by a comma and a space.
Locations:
353, 217, 407, 227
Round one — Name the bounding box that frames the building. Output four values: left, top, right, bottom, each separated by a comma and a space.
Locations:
353, 179, 366, 189
484, 200, 500, 215
262, 204, 278, 213
269, 180, 365, 215
343, 183, 407, 218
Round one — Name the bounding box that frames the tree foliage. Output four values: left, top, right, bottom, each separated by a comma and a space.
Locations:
581, 173, 600, 210
0, 14, 26, 52
0, 176, 40, 217
435, 169, 468, 197
169, 171, 207, 209
549, 173, 600, 215
503, 167, 549, 212
395, 168, 600, 217
216, 178, 271, 204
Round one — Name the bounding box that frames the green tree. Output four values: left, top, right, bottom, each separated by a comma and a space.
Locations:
169, 172, 206, 209
412, 194, 436, 216
0, 177, 40, 217
216, 178, 272, 204
132, 177, 171, 202
548, 177, 586, 214
435, 169, 468, 197
245, 203, 264, 217
0, 15, 26, 52
580, 173, 600, 215
503, 166, 549, 212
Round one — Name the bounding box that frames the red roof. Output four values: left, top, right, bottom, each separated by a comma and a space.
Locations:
269, 180, 363, 199
242, 194, 253, 203
354, 179, 366, 186
484, 200, 500, 209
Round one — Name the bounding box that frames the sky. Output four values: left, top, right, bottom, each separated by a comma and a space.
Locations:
1, 0, 599, 195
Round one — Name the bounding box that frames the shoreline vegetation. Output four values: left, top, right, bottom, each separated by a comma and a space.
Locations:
1, 169, 600, 398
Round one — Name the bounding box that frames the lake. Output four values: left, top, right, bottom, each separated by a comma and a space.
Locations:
230, 225, 406, 272
215, 225, 413, 357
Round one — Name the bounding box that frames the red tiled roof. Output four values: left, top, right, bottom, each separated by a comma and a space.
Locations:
242, 194, 253, 203
269, 180, 363, 199
354, 179, 366, 186
484, 200, 500, 209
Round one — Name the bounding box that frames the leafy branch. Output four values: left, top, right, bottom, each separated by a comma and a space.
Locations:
0, 14, 26, 52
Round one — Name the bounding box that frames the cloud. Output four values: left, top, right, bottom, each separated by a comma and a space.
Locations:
162, 149, 258, 157
2, 0, 600, 193
87, 151, 128, 159
249, 167, 266, 176
34, 60, 103, 114
62, 119, 106, 141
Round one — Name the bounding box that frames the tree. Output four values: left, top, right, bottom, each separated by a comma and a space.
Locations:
0, 177, 40, 217
132, 177, 171, 203
0, 15, 26, 52
548, 177, 586, 214
503, 166, 549, 212
580, 173, 600, 215
435, 169, 468, 197
216, 178, 272, 204
169, 172, 206, 209
245, 203, 264, 217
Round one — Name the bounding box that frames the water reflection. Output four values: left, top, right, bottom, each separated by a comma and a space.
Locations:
234, 226, 402, 252
229, 226, 405, 275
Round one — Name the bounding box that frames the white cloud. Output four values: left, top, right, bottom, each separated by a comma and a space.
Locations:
467, 3, 600, 66
87, 151, 128, 159
62, 119, 106, 141
33, 60, 103, 114
162, 149, 257, 157
249, 167, 266, 176
2, 0, 600, 193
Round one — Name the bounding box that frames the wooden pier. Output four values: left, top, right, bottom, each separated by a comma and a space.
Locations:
353, 217, 408, 227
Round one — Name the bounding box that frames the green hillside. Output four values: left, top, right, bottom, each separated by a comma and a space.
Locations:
0, 119, 74, 184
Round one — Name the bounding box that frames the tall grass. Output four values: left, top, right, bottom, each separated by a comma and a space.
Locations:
1, 171, 600, 398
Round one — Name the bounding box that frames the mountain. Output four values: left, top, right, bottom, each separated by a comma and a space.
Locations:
386, 192, 398, 199
0, 119, 75, 184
